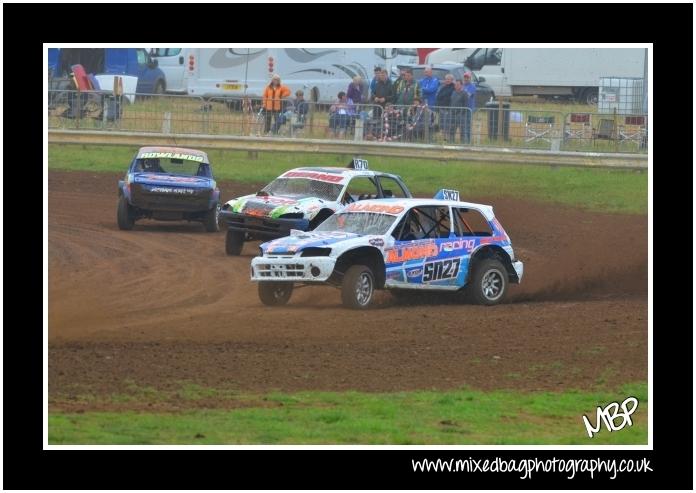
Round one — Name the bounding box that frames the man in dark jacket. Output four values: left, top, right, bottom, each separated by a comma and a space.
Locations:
435, 74, 455, 141
370, 69, 393, 119
449, 79, 470, 143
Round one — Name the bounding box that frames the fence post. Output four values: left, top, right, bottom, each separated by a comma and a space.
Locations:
551, 112, 561, 151
354, 116, 363, 142
162, 112, 171, 134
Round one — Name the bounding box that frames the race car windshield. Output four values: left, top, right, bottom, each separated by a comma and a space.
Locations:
262, 178, 342, 201
314, 212, 397, 235
135, 158, 210, 177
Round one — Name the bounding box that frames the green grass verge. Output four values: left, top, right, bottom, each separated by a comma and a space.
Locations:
48, 144, 647, 214
49, 382, 647, 445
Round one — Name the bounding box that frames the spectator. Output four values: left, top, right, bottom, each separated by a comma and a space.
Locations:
262, 74, 291, 135
404, 97, 434, 142
380, 103, 404, 142
328, 91, 355, 138
449, 79, 470, 143
392, 67, 406, 95
369, 66, 382, 99
461, 72, 477, 144
419, 66, 440, 108
370, 69, 393, 117
435, 74, 455, 141
272, 89, 309, 134
394, 68, 421, 107
347, 75, 365, 105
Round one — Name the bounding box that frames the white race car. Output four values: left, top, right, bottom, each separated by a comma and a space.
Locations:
220, 159, 412, 255
250, 189, 524, 309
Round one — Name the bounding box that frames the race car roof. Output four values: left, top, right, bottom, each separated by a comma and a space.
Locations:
136, 146, 210, 164
342, 198, 496, 220
280, 167, 398, 185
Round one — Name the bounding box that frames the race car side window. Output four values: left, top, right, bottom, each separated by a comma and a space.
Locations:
342, 176, 380, 203
453, 208, 493, 237
394, 206, 451, 240
377, 176, 408, 198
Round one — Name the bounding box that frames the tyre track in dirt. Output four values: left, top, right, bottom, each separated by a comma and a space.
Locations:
48, 169, 648, 404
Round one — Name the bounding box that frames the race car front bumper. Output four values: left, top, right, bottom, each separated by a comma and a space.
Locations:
512, 261, 524, 283
221, 211, 310, 240
251, 256, 337, 282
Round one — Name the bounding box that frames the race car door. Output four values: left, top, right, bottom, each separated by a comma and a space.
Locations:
385, 205, 464, 289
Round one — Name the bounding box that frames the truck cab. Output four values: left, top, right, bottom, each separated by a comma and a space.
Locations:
48, 48, 167, 95
464, 48, 508, 97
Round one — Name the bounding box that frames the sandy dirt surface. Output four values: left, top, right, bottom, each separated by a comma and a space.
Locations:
48, 169, 648, 408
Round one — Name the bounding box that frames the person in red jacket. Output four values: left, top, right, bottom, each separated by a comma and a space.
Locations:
262, 74, 291, 134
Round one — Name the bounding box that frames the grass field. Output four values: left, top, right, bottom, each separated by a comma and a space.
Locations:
48, 144, 647, 214
49, 382, 647, 445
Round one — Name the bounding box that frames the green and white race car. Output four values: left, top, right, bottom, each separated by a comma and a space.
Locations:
220, 159, 412, 255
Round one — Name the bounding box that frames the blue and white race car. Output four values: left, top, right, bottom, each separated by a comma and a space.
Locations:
250, 189, 523, 309
220, 159, 412, 255
117, 146, 221, 232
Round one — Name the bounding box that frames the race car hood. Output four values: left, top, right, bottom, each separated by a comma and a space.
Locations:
131, 172, 215, 189
226, 194, 331, 220
260, 230, 362, 254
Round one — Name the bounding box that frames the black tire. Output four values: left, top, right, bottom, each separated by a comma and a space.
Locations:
117, 196, 135, 230
225, 229, 244, 255
341, 264, 375, 309
258, 282, 293, 306
204, 204, 220, 232
581, 87, 598, 105
154, 80, 165, 95
467, 258, 508, 305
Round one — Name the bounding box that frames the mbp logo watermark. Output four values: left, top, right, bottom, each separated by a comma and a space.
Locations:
582, 396, 638, 438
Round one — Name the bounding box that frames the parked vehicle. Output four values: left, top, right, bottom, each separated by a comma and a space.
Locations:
149, 48, 194, 94
117, 146, 221, 232
48, 48, 167, 95
424, 48, 476, 65
181, 48, 417, 103
250, 189, 523, 309
463, 48, 646, 104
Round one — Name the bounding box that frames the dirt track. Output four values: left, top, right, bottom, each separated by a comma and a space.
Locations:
48, 169, 648, 407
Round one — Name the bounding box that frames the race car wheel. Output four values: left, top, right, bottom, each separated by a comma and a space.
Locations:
468, 258, 507, 305
341, 264, 375, 309
117, 196, 135, 230
258, 282, 293, 306
204, 204, 221, 232
225, 229, 244, 255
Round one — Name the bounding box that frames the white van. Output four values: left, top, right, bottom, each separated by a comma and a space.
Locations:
424, 48, 475, 65
172, 48, 416, 103
150, 48, 195, 94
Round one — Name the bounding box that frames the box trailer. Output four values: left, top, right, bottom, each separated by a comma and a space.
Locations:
464, 48, 646, 104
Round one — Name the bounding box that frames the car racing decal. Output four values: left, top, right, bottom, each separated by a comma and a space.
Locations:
138, 151, 205, 162
281, 170, 346, 184
229, 195, 330, 220
384, 235, 508, 288
345, 203, 404, 215
135, 174, 208, 184
263, 231, 359, 254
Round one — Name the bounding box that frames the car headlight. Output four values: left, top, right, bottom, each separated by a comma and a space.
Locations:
300, 247, 331, 257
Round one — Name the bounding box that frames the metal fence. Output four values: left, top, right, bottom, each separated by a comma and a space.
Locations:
48, 90, 648, 153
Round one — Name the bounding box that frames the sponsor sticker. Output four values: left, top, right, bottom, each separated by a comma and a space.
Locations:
139, 152, 204, 162
282, 171, 344, 183
346, 203, 404, 215
386, 242, 438, 263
